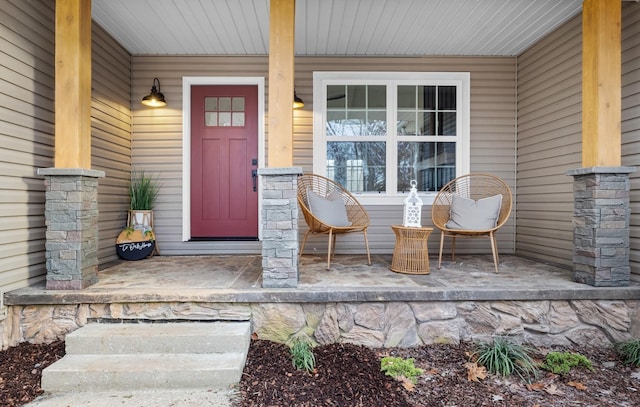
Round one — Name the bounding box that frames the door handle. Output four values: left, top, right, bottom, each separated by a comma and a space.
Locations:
252, 169, 258, 192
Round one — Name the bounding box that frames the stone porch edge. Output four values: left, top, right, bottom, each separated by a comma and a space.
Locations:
5, 285, 640, 306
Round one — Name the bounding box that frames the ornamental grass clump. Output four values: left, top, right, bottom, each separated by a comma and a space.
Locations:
129, 171, 160, 210
541, 351, 593, 375
616, 339, 640, 366
474, 337, 539, 382
289, 338, 315, 374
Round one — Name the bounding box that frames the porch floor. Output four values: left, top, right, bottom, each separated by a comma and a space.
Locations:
6, 254, 640, 306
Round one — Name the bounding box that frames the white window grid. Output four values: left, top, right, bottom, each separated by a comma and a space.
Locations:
313, 72, 470, 205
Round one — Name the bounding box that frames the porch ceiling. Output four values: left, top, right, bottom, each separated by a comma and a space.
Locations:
92, 0, 583, 57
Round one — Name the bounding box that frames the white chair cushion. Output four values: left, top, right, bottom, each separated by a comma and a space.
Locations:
307, 188, 351, 227
445, 194, 503, 230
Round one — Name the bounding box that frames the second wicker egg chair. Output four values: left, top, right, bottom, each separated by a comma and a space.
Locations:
431, 173, 512, 273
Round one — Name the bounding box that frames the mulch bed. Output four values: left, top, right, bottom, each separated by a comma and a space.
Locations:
3, 339, 640, 406
238, 340, 411, 407
238, 339, 640, 407
0, 341, 65, 407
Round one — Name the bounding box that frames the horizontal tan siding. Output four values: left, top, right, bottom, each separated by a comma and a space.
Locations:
91, 23, 133, 264
622, 2, 640, 282
132, 56, 268, 255
516, 3, 640, 280
296, 57, 516, 255
132, 56, 516, 255
0, 2, 133, 295
516, 14, 582, 268
0, 0, 55, 293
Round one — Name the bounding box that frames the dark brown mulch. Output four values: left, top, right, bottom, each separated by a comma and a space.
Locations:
238, 339, 640, 407
238, 340, 412, 407
390, 342, 640, 407
0, 341, 65, 407
4, 339, 640, 406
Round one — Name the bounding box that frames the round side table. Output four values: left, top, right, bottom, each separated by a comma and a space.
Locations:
390, 225, 433, 274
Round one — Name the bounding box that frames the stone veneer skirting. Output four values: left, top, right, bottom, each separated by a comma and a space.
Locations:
2, 299, 639, 350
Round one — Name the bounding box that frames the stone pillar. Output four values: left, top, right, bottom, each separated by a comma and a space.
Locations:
567, 166, 635, 287
258, 167, 303, 288
37, 168, 105, 289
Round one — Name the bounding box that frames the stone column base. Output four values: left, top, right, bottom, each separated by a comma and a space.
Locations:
38, 168, 105, 289
567, 166, 635, 287
258, 167, 303, 288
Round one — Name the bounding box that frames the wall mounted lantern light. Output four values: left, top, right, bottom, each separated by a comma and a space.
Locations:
293, 89, 304, 109
141, 78, 166, 107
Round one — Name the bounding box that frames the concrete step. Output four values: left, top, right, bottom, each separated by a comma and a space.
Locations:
41, 353, 246, 391
65, 321, 251, 354
41, 321, 251, 392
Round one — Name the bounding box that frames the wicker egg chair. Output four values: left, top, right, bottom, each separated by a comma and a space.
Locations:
297, 174, 371, 270
431, 173, 512, 273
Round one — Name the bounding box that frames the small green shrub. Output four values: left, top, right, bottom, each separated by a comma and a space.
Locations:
289, 339, 315, 373
474, 337, 539, 382
380, 356, 423, 384
541, 351, 593, 375
616, 339, 640, 366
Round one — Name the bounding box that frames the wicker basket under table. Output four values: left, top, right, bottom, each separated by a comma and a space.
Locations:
390, 225, 433, 274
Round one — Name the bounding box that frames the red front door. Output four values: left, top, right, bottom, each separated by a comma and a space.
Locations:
190, 85, 258, 239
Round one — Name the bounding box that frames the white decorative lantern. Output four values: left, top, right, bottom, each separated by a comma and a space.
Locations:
403, 180, 423, 227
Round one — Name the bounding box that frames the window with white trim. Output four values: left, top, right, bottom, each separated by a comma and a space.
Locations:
313, 72, 470, 204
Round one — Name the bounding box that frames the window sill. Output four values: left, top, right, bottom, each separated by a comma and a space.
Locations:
354, 193, 436, 206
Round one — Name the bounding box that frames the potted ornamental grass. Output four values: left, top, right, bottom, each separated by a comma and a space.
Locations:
117, 171, 160, 260
128, 170, 160, 230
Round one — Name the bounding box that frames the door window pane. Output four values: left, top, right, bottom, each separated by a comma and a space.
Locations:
232, 97, 245, 111
219, 97, 231, 111
204, 96, 246, 127
219, 112, 231, 126
205, 112, 218, 126
232, 112, 245, 126
205, 97, 218, 110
